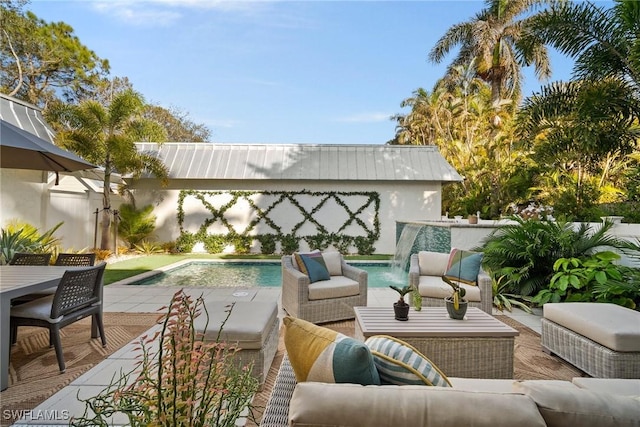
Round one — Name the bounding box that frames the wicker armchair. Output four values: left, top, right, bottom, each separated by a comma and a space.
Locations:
409, 253, 493, 314
9, 252, 51, 265
55, 252, 96, 266
281, 253, 367, 324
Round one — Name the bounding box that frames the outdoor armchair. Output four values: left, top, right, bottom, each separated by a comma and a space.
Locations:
281, 252, 367, 324
10, 262, 107, 373
54, 252, 96, 267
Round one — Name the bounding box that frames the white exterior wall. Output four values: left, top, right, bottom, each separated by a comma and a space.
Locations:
0, 170, 121, 250
132, 179, 443, 254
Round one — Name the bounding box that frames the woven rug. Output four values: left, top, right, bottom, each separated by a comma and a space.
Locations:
0, 312, 159, 427
246, 315, 586, 427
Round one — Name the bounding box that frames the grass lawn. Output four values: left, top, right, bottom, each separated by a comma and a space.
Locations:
104, 253, 392, 285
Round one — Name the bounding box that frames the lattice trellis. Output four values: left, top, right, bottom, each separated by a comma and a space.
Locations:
176, 190, 380, 254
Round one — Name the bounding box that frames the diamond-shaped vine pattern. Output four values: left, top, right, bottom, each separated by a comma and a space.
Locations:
176, 190, 380, 254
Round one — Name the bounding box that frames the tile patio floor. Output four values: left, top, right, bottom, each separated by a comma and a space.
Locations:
10, 281, 542, 426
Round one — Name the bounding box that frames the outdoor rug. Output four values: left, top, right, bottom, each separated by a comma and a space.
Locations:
0, 312, 159, 427
246, 315, 587, 427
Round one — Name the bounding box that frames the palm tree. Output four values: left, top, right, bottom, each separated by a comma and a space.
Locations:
516, 1, 640, 219
46, 89, 169, 250
429, 0, 555, 108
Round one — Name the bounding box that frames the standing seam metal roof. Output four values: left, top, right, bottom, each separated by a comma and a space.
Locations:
0, 94, 56, 143
135, 142, 463, 182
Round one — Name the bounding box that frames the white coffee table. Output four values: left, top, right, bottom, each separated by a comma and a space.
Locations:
354, 306, 519, 378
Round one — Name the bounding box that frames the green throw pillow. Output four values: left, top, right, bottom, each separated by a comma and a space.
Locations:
283, 316, 380, 385
365, 335, 451, 387
444, 248, 483, 285
299, 252, 330, 283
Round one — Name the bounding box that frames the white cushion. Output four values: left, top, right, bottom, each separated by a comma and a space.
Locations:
322, 251, 343, 276
514, 381, 640, 427
544, 303, 640, 352
418, 276, 482, 302
11, 295, 61, 323
308, 276, 360, 300
571, 378, 640, 397
418, 251, 450, 276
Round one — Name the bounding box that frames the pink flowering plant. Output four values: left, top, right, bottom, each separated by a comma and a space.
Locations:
71, 290, 259, 426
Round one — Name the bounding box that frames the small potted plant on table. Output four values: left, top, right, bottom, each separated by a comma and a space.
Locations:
389, 285, 412, 321
442, 276, 468, 320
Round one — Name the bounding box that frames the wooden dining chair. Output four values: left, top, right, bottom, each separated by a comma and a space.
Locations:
10, 262, 107, 373
9, 252, 52, 266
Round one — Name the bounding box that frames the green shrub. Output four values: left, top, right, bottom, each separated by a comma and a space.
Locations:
257, 234, 277, 254
480, 217, 634, 296
280, 234, 299, 254
203, 234, 226, 254
175, 232, 196, 253
117, 204, 157, 248
354, 236, 375, 255
0, 221, 63, 264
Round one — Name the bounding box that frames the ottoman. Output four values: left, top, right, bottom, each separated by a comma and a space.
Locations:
541, 303, 640, 378
195, 300, 279, 384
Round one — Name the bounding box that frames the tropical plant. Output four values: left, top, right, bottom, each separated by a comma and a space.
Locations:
442, 276, 467, 310
71, 290, 259, 426
533, 251, 640, 309
492, 275, 534, 313
389, 285, 412, 306
133, 240, 165, 256
428, 0, 555, 107
480, 216, 635, 296
0, 221, 63, 264
46, 89, 169, 250
117, 204, 157, 249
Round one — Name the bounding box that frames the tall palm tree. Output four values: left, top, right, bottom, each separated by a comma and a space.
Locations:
429, 0, 555, 108
46, 89, 169, 250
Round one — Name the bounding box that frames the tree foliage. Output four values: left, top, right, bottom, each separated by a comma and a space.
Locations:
45, 89, 169, 249
0, 1, 109, 106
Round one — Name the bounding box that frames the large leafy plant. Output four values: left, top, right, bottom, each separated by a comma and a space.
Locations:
117, 204, 157, 249
533, 251, 640, 309
480, 216, 634, 296
0, 221, 63, 264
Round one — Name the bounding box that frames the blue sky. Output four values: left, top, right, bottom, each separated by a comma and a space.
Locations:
28, 1, 584, 144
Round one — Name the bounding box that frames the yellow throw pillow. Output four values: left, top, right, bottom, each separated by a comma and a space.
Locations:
283, 316, 380, 385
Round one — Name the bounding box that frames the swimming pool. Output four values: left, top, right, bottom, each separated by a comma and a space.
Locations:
132, 261, 407, 288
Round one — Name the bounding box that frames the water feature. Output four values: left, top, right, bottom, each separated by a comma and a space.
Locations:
393, 223, 422, 273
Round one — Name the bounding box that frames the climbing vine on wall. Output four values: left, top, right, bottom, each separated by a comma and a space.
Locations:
176, 190, 380, 255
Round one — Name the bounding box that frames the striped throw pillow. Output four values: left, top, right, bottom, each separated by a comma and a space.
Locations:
365, 335, 451, 387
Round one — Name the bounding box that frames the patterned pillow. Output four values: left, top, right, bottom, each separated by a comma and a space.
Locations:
444, 248, 483, 285
298, 252, 330, 283
293, 250, 320, 274
365, 335, 451, 387
283, 316, 380, 385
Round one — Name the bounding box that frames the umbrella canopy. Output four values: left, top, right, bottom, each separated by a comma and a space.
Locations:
0, 120, 96, 172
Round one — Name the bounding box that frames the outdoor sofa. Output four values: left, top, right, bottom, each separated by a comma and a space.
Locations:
260, 355, 640, 427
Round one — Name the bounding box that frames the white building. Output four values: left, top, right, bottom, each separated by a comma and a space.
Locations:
131, 143, 463, 254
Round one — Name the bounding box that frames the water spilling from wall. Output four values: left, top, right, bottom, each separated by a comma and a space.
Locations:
392, 223, 422, 274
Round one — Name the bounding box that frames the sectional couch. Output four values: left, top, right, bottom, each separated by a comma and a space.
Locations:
260, 356, 640, 427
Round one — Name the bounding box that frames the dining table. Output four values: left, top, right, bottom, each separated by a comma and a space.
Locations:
0, 265, 101, 390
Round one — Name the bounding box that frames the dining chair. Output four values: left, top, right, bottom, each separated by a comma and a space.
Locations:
10, 262, 107, 373
8, 252, 52, 266
54, 253, 96, 266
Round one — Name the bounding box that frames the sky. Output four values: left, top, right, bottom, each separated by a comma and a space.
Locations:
27, 0, 588, 145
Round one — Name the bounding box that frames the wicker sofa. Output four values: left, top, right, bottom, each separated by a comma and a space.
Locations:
260, 356, 640, 427
409, 251, 493, 314
281, 252, 367, 324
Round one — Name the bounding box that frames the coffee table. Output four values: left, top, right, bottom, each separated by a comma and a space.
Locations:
354, 306, 519, 378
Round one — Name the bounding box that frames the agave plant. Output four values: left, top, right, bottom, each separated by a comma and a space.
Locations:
389, 285, 412, 306
0, 222, 63, 264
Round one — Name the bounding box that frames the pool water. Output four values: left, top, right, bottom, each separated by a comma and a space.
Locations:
133, 262, 407, 288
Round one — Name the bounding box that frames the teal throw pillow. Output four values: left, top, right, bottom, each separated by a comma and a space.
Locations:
444, 248, 483, 285
299, 252, 330, 283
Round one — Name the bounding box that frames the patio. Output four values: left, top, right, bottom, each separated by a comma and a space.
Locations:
4, 282, 543, 426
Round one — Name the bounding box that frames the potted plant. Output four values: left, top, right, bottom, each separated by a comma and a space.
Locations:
389, 285, 412, 321
442, 276, 468, 320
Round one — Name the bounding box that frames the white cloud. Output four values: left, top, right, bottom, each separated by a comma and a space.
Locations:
336, 112, 392, 123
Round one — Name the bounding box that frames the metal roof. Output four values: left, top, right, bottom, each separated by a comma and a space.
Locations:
0, 94, 56, 143
135, 143, 463, 182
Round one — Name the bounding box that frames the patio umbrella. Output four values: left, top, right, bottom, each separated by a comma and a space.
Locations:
0, 120, 96, 178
